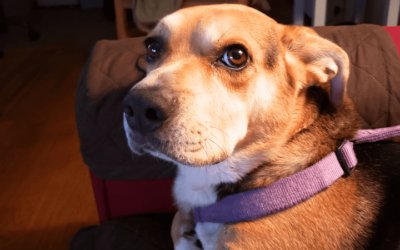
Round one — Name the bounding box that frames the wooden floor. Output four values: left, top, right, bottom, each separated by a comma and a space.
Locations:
0, 43, 99, 249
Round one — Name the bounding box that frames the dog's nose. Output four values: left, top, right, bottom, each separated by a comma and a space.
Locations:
123, 92, 168, 134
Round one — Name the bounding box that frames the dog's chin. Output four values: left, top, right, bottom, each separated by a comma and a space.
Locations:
127, 140, 227, 167
144, 147, 227, 167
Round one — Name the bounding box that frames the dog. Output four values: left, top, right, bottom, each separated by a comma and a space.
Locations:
122, 4, 389, 249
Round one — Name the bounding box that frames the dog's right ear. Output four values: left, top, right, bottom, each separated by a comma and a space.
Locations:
280, 25, 349, 108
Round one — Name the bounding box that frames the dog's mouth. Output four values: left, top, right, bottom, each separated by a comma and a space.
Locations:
124, 118, 229, 166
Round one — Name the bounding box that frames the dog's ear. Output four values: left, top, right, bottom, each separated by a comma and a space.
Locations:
281, 26, 349, 108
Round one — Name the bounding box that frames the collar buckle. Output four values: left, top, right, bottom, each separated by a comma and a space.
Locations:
335, 139, 354, 177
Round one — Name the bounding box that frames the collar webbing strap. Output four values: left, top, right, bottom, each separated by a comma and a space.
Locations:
194, 141, 356, 224
193, 125, 400, 224
354, 126, 400, 144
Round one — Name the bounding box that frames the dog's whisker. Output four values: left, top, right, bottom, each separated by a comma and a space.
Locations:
206, 124, 233, 142
198, 134, 211, 160
208, 137, 228, 159
210, 135, 229, 158
204, 121, 233, 143
206, 140, 217, 160
200, 143, 209, 160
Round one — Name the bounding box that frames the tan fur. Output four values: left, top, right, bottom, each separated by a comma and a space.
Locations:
127, 4, 383, 249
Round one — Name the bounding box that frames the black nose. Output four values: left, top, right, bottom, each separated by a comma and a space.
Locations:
123, 92, 168, 134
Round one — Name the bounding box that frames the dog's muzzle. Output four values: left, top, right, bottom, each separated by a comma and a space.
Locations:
123, 92, 168, 135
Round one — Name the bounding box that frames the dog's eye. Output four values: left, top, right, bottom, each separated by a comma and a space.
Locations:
146, 42, 161, 61
221, 47, 247, 68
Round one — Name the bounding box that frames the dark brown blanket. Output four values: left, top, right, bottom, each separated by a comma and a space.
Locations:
75, 24, 400, 180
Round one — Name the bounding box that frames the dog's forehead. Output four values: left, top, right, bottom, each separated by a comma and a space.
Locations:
191, 13, 246, 52
153, 5, 273, 54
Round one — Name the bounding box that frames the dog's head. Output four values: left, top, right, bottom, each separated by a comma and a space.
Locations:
123, 4, 349, 171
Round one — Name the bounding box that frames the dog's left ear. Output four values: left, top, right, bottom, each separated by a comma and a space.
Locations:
281, 26, 349, 108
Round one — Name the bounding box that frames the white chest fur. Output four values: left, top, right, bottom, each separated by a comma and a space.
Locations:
173, 159, 244, 213
173, 161, 240, 250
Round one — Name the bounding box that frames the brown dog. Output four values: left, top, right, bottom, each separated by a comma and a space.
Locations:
123, 4, 385, 249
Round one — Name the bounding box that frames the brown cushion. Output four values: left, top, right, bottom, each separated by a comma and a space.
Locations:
86, 37, 146, 99
314, 24, 400, 129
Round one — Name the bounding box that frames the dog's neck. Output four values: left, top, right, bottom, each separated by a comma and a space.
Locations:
216, 87, 360, 200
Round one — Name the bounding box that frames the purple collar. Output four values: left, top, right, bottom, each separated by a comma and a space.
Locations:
194, 125, 400, 224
